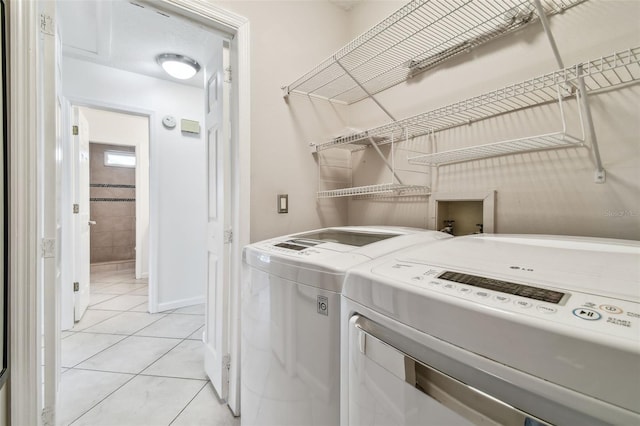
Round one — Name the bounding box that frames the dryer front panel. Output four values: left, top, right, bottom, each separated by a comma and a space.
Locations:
343, 310, 639, 426
346, 315, 549, 426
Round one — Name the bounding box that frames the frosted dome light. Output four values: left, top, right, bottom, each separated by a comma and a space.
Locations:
156, 53, 201, 80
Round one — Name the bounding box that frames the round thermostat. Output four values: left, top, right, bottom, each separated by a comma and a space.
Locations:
162, 115, 177, 129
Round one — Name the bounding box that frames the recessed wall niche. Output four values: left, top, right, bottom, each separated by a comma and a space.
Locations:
430, 191, 496, 236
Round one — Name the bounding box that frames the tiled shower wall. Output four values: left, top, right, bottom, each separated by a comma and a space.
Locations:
90, 143, 136, 264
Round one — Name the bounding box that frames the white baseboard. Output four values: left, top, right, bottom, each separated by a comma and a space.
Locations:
157, 295, 205, 313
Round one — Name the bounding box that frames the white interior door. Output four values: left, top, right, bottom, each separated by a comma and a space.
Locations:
73, 107, 91, 321
204, 42, 231, 400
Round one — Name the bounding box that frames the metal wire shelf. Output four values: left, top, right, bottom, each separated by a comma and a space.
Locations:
317, 183, 431, 199
284, 0, 587, 104
317, 134, 390, 152
409, 79, 588, 165
409, 132, 584, 166
312, 47, 640, 153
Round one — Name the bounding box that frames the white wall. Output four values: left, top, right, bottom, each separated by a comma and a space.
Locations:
215, 1, 352, 242
344, 1, 640, 240
63, 57, 208, 310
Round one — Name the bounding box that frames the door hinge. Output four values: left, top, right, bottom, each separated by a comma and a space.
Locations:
73, 282, 79, 292
40, 13, 54, 36
72, 125, 79, 135
223, 353, 231, 385
223, 229, 233, 244
223, 353, 231, 384
73, 203, 80, 214
42, 405, 54, 426
41, 238, 55, 258
224, 66, 232, 83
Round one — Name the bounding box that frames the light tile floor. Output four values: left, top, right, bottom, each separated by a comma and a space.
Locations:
59, 269, 240, 426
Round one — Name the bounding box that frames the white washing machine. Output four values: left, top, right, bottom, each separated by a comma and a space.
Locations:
341, 234, 640, 425
241, 226, 451, 426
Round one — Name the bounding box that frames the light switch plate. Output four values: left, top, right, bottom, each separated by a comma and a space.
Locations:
181, 119, 201, 134
277, 194, 288, 214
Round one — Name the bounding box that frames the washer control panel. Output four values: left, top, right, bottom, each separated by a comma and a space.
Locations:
373, 261, 639, 341
260, 239, 325, 257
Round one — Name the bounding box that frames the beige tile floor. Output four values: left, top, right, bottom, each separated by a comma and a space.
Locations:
58, 269, 239, 426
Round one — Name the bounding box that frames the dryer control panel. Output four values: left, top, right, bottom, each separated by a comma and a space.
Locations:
372, 261, 640, 342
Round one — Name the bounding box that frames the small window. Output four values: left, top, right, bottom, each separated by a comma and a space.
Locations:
104, 150, 136, 168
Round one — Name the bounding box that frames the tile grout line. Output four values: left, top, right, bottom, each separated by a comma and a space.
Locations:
167, 381, 210, 426
89, 280, 149, 305
137, 324, 207, 379
86, 293, 120, 307
65, 273, 208, 425
66, 332, 202, 425
67, 373, 139, 426
70, 310, 131, 334
80, 308, 170, 333
75, 280, 150, 332
70, 366, 209, 382
66, 277, 156, 368
89, 287, 148, 311
66, 313, 178, 369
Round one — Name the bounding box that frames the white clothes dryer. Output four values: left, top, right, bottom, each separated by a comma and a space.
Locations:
241, 226, 451, 426
341, 234, 640, 425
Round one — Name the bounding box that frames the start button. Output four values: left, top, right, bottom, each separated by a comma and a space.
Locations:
573, 308, 602, 321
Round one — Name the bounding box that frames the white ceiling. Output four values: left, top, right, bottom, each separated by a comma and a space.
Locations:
57, 0, 225, 87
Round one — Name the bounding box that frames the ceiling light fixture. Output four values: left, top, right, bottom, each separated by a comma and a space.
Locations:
156, 53, 201, 80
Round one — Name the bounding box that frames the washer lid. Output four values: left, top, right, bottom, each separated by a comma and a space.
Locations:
243, 227, 451, 292
292, 228, 401, 247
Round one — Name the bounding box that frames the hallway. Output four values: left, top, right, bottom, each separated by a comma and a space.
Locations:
58, 269, 239, 426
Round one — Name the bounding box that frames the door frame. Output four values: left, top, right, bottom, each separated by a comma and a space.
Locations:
9, 0, 48, 424
152, 1, 251, 414
9, 0, 250, 422
61, 99, 153, 330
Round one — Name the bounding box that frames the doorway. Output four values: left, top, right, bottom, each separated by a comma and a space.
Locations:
89, 143, 137, 272
61, 105, 150, 331
10, 0, 250, 423
53, 0, 246, 418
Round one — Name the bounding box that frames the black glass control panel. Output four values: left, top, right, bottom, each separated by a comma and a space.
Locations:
273, 239, 322, 252
438, 271, 565, 304
274, 242, 307, 251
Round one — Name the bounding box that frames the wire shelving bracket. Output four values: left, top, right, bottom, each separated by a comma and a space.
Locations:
316, 47, 639, 176
317, 183, 431, 199
283, 0, 588, 105
314, 48, 640, 151
316, 128, 431, 199
408, 84, 587, 166
303, 0, 634, 197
